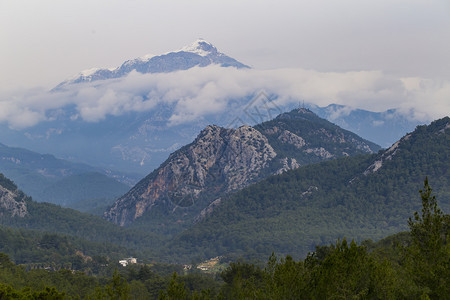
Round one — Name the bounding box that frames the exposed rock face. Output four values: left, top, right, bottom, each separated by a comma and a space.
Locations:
105, 108, 381, 227
300, 186, 319, 197
0, 182, 27, 217
275, 158, 300, 175
363, 133, 412, 175
277, 130, 306, 149
304, 147, 334, 159
258, 108, 379, 167
105, 125, 276, 226
438, 121, 450, 134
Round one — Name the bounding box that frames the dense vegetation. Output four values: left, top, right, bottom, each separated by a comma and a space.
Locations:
163, 117, 449, 261
0, 225, 129, 274
0, 174, 164, 260
2, 200, 167, 258
0, 251, 221, 299
1, 118, 448, 265
0, 179, 447, 299
0, 117, 448, 298
213, 179, 449, 299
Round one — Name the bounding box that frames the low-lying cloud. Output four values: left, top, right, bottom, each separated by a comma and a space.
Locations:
0, 65, 449, 129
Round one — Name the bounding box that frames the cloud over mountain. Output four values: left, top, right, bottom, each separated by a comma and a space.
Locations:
1, 66, 449, 130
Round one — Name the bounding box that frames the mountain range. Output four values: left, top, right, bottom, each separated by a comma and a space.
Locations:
0, 111, 450, 262
105, 108, 380, 232
100, 109, 447, 262
1, 39, 446, 262
162, 116, 449, 261
0, 38, 448, 298
0, 40, 424, 177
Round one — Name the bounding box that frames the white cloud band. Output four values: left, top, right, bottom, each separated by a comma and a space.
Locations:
0, 66, 448, 129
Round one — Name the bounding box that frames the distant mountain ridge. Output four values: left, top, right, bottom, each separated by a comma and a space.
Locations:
55, 39, 249, 88
105, 108, 380, 229
310, 104, 420, 148
0, 142, 131, 210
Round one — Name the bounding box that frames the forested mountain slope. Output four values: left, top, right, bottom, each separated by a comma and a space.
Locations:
162, 117, 449, 262
105, 109, 379, 234
0, 174, 162, 255
0, 225, 129, 273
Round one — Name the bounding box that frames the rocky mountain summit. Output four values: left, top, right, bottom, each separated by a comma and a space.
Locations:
257, 108, 379, 165
105, 125, 276, 226
56, 39, 249, 88
105, 109, 380, 228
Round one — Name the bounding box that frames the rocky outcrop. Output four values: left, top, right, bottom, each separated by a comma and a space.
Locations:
275, 158, 300, 175
300, 186, 318, 197
348, 117, 450, 185
304, 147, 334, 159
277, 130, 306, 149
105, 125, 276, 226
363, 133, 411, 175
0, 179, 27, 218
259, 108, 379, 160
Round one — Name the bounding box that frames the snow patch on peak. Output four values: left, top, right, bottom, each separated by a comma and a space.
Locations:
77, 68, 99, 78
137, 53, 156, 62
67, 68, 100, 81
122, 53, 156, 67
177, 39, 217, 56
80, 68, 100, 76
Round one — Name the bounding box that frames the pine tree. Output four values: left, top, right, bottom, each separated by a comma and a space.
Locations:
106, 269, 130, 299
407, 177, 449, 298
159, 272, 187, 300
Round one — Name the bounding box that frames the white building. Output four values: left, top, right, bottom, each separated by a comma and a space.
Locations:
119, 257, 137, 267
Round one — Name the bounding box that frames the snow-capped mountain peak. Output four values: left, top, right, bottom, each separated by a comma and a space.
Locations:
55, 40, 248, 89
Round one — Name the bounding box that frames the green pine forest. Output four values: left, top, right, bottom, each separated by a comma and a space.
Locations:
0, 179, 448, 299
0, 117, 448, 298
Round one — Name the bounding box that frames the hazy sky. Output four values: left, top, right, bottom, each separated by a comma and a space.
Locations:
1, 0, 450, 90
0, 0, 449, 131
